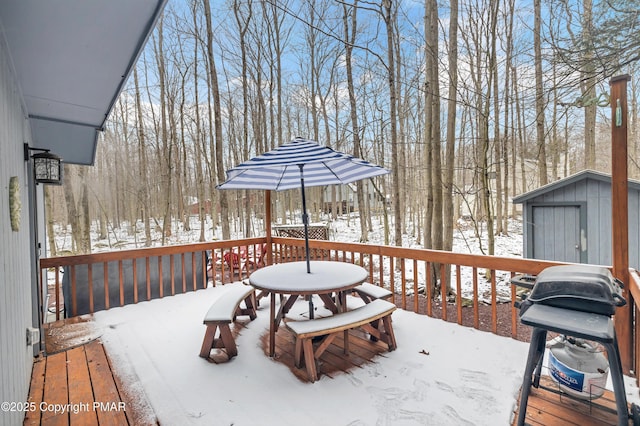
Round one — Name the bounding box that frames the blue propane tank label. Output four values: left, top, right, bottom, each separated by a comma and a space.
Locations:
549, 352, 585, 393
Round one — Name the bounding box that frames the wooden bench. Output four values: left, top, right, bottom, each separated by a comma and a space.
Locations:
199, 282, 257, 361
353, 283, 393, 304
285, 299, 397, 382
352, 284, 393, 341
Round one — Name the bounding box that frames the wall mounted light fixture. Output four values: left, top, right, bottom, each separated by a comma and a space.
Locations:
24, 143, 63, 185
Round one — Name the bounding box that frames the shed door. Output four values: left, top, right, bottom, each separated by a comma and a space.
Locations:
531, 204, 585, 263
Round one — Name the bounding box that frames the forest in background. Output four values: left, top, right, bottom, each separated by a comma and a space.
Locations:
44, 0, 640, 256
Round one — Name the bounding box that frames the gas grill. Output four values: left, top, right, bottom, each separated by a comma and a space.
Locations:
512, 264, 638, 426
513, 264, 626, 316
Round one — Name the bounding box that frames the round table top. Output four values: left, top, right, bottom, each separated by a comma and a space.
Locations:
249, 261, 368, 295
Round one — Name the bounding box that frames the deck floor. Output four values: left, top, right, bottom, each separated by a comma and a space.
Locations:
24, 339, 157, 426
512, 375, 632, 425
28, 318, 634, 425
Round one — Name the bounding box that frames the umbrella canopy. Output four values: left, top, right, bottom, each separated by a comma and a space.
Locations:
217, 137, 388, 191
218, 137, 389, 318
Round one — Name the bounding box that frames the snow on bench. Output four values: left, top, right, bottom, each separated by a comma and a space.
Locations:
199, 282, 257, 361
353, 283, 393, 304
285, 299, 397, 382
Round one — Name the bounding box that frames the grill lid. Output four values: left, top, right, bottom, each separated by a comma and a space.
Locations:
524, 265, 625, 316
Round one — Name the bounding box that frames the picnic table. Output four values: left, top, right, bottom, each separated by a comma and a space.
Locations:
248, 261, 368, 357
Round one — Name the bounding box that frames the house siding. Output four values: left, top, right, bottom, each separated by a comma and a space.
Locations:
0, 32, 36, 426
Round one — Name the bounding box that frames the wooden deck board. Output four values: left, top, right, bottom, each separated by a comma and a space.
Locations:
25, 340, 157, 426
84, 342, 128, 426
42, 351, 69, 426
24, 355, 46, 426
513, 376, 632, 425
66, 346, 98, 426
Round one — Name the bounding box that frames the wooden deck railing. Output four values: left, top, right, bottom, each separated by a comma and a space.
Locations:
272, 237, 566, 340
39, 238, 267, 320
629, 268, 640, 385
40, 236, 564, 342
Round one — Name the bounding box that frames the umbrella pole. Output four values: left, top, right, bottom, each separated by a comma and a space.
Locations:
298, 164, 314, 319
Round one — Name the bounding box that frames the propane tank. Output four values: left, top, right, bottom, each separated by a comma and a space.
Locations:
546, 336, 609, 400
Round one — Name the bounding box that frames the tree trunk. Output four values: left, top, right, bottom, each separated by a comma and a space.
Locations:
581, 0, 596, 169
534, 0, 548, 185
234, 0, 253, 238
426, 0, 442, 251
45, 187, 57, 256
133, 67, 151, 247
383, 0, 402, 246
203, 0, 230, 240
443, 0, 458, 253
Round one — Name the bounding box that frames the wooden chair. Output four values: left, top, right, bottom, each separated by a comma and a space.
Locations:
223, 251, 242, 270
243, 243, 267, 273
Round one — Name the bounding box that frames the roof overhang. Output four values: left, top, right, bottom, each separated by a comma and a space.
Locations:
0, 0, 167, 165
512, 169, 640, 204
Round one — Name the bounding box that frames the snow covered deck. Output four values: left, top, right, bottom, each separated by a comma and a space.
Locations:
27, 289, 637, 425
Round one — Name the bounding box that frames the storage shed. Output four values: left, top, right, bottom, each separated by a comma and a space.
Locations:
512, 169, 640, 269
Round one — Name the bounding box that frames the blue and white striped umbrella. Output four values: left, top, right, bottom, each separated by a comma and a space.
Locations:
217, 137, 388, 191
218, 138, 388, 315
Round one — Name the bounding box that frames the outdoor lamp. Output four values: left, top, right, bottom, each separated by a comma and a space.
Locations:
24, 144, 63, 185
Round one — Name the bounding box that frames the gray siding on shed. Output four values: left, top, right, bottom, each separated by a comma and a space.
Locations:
0, 37, 37, 426
514, 170, 640, 269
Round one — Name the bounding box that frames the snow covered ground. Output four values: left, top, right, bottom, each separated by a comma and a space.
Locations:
53, 213, 523, 258
53, 213, 524, 302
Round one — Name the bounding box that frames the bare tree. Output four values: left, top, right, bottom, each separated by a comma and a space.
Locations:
534, 0, 548, 186
234, 0, 253, 237
425, 0, 442, 251
443, 0, 458, 252
203, 0, 230, 239
341, 1, 370, 242
382, 0, 402, 246
133, 66, 152, 246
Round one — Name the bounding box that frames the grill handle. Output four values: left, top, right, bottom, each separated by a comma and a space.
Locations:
510, 274, 536, 289
613, 278, 627, 307
613, 292, 627, 307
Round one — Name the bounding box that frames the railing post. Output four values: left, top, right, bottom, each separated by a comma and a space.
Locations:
610, 74, 632, 373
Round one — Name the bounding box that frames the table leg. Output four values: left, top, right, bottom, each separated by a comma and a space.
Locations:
276, 294, 299, 324
318, 293, 339, 314
336, 291, 349, 354
336, 291, 346, 312
269, 292, 276, 357
266, 294, 300, 358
